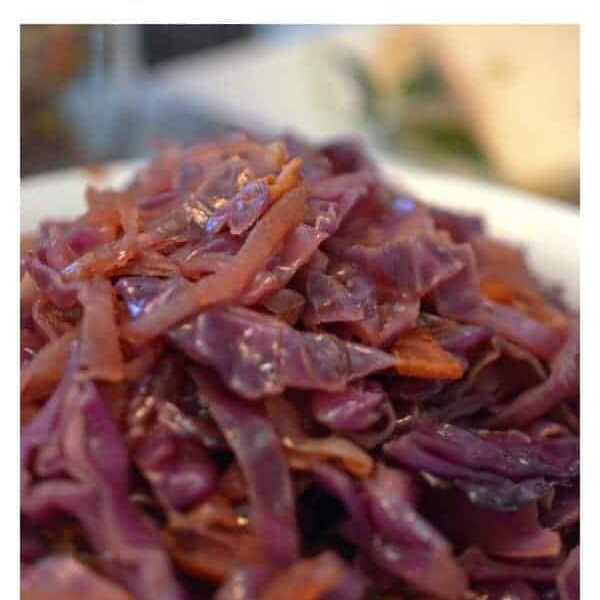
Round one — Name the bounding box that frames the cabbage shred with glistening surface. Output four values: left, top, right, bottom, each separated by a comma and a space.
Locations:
20, 133, 579, 600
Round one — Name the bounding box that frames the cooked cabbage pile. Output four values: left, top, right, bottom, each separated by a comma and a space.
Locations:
21, 134, 579, 600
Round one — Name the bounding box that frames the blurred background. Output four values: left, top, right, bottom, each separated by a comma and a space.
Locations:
21, 24, 579, 201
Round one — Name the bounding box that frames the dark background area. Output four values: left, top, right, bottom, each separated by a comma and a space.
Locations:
141, 25, 254, 65
21, 25, 258, 176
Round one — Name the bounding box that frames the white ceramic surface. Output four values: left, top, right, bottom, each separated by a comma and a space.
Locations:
21, 158, 579, 308
155, 26, 380, 140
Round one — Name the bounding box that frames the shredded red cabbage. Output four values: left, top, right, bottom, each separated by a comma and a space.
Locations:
21, 134, 579, 600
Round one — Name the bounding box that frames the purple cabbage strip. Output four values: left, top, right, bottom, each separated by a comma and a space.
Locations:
431, 244, 564, 360
385, 423, 578, 511
305, 262, 421, 348
487, 323, 579, 428
227, 180, 272, 235
192, 368, 299, 565
307, 183, 369, 235
116, 276, 187, 321
169, 306, 396, 400
430, 206, 485, 243
421, 314, 493, 358
37, 222, 78, 270
423, 487, 561, 560
363, 464, 468, 599
350, 285, 420, 348
23, 254, 80, 309
206, 181, 271, 236
344, 233, 464, 297
261, 287, 306, 324
305, 271, 365, 325
459, 546, 557, 583
313, 463, 467, 600
134, 422, 217, 511
474, 301, 565, 362
311, 381, 387, 433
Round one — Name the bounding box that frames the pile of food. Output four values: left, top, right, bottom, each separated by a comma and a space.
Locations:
21, 134, 579, 600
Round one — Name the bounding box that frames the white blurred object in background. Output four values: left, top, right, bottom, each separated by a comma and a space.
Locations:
59, 25, 225, 164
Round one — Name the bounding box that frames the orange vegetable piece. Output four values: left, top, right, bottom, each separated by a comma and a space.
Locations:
481, 275, 569, 333
393, 328, 464, 380
259, 551, 345, 600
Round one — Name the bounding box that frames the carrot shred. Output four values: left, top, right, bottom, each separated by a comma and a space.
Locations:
393, 328, 465, 380
78, 277, 124, 382
258, 552, 345, 600
481, 275, 570, 333
268, 157, 303, 200
481, 276, 517, 304
21, 329, 78, 403
164, 529, 239, 583
266, 397, 374, 478
164, 494, 250, 583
